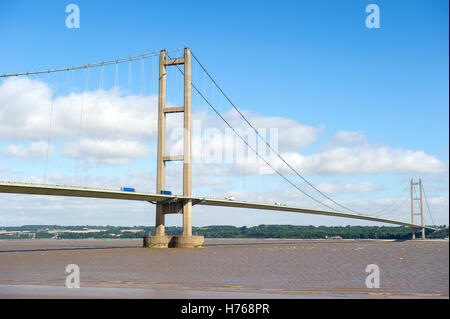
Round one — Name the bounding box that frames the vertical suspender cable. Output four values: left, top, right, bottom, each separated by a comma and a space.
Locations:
167, 53, 342, 213
140, 56, 145, 95
115, 60, 119, 97
44, 72, 57, 184
422, 185, 436, 226
65, 69, 69, 95
75, 66, 88, 185
128, 58, 132, 96
100, 63, 104, 91
190, 51, 365, 215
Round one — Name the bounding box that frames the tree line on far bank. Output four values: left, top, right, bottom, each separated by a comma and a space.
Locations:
0, 224, 448, 240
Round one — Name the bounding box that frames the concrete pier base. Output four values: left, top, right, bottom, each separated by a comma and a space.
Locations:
143, 235, 204, 248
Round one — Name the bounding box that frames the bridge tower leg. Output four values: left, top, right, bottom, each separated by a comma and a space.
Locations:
410, 179, 426, 240
155, 49, 167, 238
144, 47, 203, 248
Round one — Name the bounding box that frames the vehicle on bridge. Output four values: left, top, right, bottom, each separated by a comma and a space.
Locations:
274, 202, 287, 206
120, 187, 135, 192
225, 196, 235, 201
161, 190, 172, 195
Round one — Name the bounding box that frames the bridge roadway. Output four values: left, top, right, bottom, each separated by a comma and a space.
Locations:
0, 182, 436, 231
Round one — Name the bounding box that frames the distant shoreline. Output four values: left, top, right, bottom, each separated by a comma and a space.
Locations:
1, 224, 448, 240
0, 237, 403, 241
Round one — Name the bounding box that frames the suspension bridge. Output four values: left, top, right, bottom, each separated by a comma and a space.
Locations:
0, 47, 437, 247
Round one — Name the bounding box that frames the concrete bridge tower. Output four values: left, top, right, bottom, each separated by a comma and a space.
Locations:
410, 178, 426, 240
143, 47, 204, 248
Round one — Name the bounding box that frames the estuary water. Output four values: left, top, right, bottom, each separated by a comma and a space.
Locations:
0, 238, 448, 298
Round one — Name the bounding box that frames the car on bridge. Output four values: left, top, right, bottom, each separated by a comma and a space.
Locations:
120, 187, 135, 192
225, 196, 235, 201
274, 202, 287, 206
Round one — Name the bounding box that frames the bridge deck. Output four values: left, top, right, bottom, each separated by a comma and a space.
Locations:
0, 182, 435, 230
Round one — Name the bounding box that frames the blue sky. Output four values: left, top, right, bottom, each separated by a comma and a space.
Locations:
0, 0, 448, 227
1, 1, 447, 156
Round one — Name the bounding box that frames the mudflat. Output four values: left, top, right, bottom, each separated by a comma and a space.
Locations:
0, 238, 448, 298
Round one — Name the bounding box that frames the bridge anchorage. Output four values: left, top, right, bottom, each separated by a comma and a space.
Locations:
143, 47, 204, 248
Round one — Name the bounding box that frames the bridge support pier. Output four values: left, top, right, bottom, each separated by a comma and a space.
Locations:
144, 47, 204, 248
143, 235, 204, 248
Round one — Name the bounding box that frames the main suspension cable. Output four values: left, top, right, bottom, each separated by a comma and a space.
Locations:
422, 184, 436, 226
370, 184, 409, 216
190, 51, 364, 215
167, 53, 351, 213
0, 48, 184, 78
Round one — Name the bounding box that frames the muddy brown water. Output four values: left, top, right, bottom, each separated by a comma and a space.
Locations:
0, 238, 448, 298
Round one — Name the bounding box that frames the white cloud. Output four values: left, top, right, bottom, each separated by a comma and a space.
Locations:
63, 138, 148, 165
165, 113, 318, 164
234, 112, 319, 151
0, 77, 447, 182
316, 182, 384, 194
330, 131, 367, 145
0, 71, 448, 228
0, 77, 159, 141
2, 140, 52, 158
0, 77, 52, 140
0, 77, 157, 166
274, 145, 447, 176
